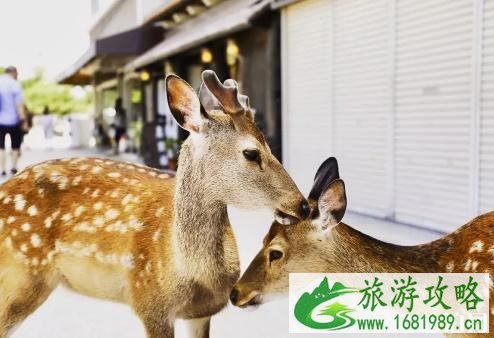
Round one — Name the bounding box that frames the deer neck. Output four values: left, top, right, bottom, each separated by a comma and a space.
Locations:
323, 223, 448, 273
171, 141, 230, 271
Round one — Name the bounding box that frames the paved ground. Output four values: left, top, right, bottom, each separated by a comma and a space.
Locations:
4, 147, 443, 338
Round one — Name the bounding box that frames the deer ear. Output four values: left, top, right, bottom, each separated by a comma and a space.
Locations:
166, 74, 203, 133
314, 179, 347, 230
308, 157, 340, 202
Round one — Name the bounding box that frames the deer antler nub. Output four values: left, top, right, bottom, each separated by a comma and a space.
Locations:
201, 70, 249, 115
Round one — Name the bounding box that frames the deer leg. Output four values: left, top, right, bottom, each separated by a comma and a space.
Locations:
0, 254, 58, 337
185, 316, 210, 338
135, 307, 174, 338
141, 317, 174, 338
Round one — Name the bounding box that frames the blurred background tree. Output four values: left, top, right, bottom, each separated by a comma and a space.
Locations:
1, 67, 93, 115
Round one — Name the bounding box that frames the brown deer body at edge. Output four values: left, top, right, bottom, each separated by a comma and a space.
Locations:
0, 71, 309, 338
232, 157, 494, 338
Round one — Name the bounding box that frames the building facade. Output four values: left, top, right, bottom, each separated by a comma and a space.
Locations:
276, 0, 494, 232
59, 0, 494, 232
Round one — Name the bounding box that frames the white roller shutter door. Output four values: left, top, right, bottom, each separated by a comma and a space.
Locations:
281, 0, 333, 194
282, 0, 391, 216
394, 0, 474, 230
332, 0, 391, 217
282, 0, 492, 230
480, 0, 494, 213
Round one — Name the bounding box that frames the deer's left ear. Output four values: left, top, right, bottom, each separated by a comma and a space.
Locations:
166, 74, 204, 133
308, 157, 340, 202
314, 179, 347, 230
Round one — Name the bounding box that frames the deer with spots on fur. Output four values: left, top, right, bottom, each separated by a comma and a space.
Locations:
231, 157, 493, 337
0, 70, 309, 338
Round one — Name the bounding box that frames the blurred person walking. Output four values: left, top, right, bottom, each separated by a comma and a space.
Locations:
112, 97, 126, 155
0, 66, 26, 175
39, 106, 54, 148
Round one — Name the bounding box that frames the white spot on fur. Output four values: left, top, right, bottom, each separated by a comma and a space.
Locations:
50, 172, 68, 190
110, 190, 119, 198
37, 188, 45, 197
74, 205, 85, 217
93, 202, 103, 211
155, 207, 165, 217
145, 262, 152, 274
120, 254, 134, 268
0, 191, 6, 200
44, 217, 53, 228
61, 213, 72, 222
4, 236, 12, 248
7, 216, 16, 224
105, 220, 127, 233
445, 261, 454, 272
464, 259, 473, 271
31, 234, 41, 247
91, 189, 100, 198
471, 261, 479, 271
3, 195, 11, 204
93, 216, 105, 227
105, 209, 119, 221
14, 194, 26, 211
153, 230, 161, 242
20, 243, 28, 252
128, 217, 143, 230
11, 229, 18, 236
72, 176, 82, 186
158, 173, 169, 179
122, 194, 133, 205
469, 240, 484, 253
91, 166, 103, 174
74, 222, 96, 233
108, 172, 121, 178
52, 209, 61, 219
27, 205, 38, 216
82, 187, 90, 194
21, 223, 31, 232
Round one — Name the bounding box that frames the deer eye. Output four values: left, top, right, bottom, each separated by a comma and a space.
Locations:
269, 250, 283, 262
243, 149, 261, 164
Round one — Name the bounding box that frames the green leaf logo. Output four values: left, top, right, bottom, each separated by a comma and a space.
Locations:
294, 277, 358, 330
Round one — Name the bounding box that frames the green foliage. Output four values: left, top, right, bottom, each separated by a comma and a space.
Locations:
21, 69, 93, 115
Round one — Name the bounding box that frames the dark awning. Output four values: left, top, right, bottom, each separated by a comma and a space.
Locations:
95, 25, 162, 55
56, 25, 162, 85
125, 0, 271, 71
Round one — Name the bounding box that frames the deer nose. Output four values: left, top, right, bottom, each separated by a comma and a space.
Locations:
230, 288, 239, 305
299, 200, 310, 219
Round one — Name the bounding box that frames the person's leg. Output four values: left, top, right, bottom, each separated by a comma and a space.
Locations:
10, 125, 23, 174
0, 126, 7, 175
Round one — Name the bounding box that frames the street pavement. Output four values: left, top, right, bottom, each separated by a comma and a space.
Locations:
5, 147, 442, 338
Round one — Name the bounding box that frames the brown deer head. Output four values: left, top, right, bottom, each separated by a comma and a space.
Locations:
230, 158, 347, 307
166, 70, 310, 224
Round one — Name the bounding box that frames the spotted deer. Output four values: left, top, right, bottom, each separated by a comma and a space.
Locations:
0, 70, 309, 338
231, 157, 493, 337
